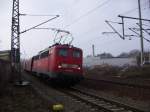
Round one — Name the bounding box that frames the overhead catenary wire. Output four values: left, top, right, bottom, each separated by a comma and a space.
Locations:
33, 27, 70, 34
136, 23, 150, 35
84, 1, 150, 44
138, 23, 150, 28
32, 27, 73, 44
64, 0, 111, 28
120, 0, 150, 15
121, 7, 138, 15
66, 0, 147, 43
129, 28, 150, 43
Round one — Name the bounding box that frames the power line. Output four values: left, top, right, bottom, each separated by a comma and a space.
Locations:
64, 0, 111, 28
120, 0, 149, 15
141, 23, 150, 27
129, 28, 150, 42
121, 8, 138, 15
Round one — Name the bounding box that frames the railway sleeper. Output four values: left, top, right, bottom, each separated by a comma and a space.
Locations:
86, 98, 98, 102
110, 107, 125, 111
97, 102, 110, 106
120, 110, 133, 112
90, 108, 99, 111
104, 105, 117, 108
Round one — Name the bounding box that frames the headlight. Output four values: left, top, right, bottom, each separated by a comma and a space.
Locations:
58, 65, 62, 68
77, 67, 81, 70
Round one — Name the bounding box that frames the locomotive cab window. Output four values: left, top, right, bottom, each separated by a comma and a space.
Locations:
58, 49, 68, 57
34, 55, 39, 60
73, 50, 81, 58
40, 51, 49, 58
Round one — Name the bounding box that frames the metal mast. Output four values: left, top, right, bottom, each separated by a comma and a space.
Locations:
11, 0, 21, 75
138, 0, 144, 66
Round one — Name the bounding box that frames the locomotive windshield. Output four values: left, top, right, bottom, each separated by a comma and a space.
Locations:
59, 48, 68, 57
73, 50, 81, 58
58, 48, 81, 58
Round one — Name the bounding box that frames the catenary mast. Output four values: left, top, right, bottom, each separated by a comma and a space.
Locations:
11, 0, 21, 83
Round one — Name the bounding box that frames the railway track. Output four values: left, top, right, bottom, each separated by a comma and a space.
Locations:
84, 78, 150, 89
23, 72, 146, 112
81, 78, 150, 106
59, 87, 145, 112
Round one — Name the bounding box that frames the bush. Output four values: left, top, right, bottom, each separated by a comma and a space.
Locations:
84, 64, 121, 78
118, 66, 150, 78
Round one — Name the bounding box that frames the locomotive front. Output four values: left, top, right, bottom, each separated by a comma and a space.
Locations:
52, 44, 83, 84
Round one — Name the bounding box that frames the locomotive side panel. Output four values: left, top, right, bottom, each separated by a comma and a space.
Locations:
48, 47, 57, 72
38, 50, 49, 74
32, 55, 39, 73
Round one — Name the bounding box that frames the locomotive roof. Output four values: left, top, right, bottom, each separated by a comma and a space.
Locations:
38, 43, 82, 54
52, 44, 81, 49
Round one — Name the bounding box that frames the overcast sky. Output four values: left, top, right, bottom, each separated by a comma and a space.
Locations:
0, 0, 150, 58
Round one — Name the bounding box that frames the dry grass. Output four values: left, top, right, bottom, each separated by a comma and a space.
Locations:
0, 60, 50, 112
84, 64, 150, 79
84, 65, 120, 75
118, 66, 150, 79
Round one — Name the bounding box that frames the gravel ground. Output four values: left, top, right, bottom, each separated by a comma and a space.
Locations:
23, 72, 104, 112
0, 84, 49, 112
6, 71, 148, 112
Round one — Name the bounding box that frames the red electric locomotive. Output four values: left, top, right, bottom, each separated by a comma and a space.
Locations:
24, 43, 83, 85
